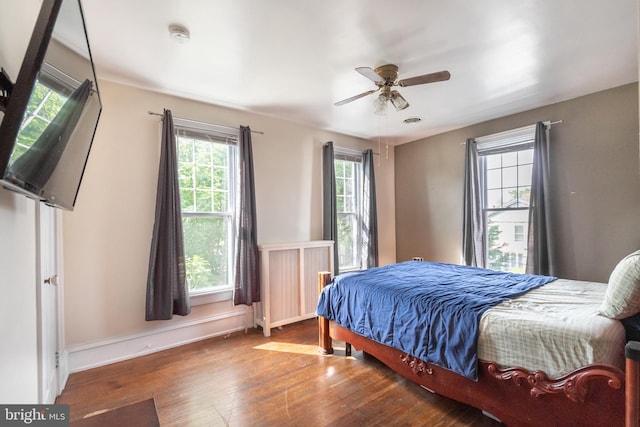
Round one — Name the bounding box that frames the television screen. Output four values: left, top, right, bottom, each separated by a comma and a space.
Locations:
0, 0, 101, 210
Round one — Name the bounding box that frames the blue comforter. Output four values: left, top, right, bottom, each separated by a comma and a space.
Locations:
316, 261, 556, 380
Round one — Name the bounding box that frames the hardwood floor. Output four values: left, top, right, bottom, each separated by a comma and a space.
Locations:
57, 319, 500, 426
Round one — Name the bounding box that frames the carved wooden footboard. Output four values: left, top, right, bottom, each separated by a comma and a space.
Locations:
317, 272, 640, 427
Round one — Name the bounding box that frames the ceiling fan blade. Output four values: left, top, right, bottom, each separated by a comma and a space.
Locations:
398, 70, 451, 87
334, 89, 378, 106
355, 67, 384, 84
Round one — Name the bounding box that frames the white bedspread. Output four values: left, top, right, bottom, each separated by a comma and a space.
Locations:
478, 278, 625, 378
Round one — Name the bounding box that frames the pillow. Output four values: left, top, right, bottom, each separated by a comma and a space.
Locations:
599, 250, 640, 319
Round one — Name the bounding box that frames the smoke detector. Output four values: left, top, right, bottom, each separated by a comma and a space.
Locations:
169, 25, 190, 43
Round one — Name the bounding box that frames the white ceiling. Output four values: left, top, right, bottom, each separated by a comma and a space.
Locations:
80, 0, 638, 145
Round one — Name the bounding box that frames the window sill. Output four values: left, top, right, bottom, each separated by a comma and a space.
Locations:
189, 288, 233, 306
340, 267, 364, 274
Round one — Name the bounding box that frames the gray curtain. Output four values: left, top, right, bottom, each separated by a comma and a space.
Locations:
462, 138, 486, 268
234, 126, 260, 306
362, 149, 378, 268
322, 141, 339, 274
526, 122, 554, 275
145, 109, 191, 320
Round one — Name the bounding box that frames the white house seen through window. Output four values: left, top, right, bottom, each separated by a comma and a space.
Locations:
176, 124, 237, 294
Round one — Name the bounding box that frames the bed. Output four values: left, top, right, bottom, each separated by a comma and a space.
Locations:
316, 257, 640, 427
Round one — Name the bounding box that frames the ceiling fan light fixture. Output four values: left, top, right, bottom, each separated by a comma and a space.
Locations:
390, 91, 409, 111
373, 94, 387, 115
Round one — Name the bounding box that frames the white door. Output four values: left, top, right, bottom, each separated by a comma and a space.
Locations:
37, 203, 59, 404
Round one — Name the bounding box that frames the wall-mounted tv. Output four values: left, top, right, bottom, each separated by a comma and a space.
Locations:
0, 0, 101, 210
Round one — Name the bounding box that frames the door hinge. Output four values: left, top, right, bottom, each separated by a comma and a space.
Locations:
55, 351, 59, 368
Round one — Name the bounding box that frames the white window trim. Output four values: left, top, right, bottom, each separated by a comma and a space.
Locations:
334, 147, 364, 272
190, 289, 234, 305
476, 121, 550, 154
174, 117, 239, 144
40, 62, 81, 94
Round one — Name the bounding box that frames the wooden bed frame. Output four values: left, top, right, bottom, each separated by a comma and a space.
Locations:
317, 272, 640, 427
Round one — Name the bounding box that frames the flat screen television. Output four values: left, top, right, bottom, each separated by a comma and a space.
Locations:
0, 0, 101, 210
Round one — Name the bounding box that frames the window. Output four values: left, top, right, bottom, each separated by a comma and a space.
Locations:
334, 152, 363, 271
478, 127, 535, 273
514, 225, 524, 242
12, 64, 76, 163
176, 122, 237, 295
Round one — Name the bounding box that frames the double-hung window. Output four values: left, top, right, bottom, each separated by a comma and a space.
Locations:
334, 151, 363, 272
477, 127, 535, 273
176, 120, 237, 296
12, 63, 75, 162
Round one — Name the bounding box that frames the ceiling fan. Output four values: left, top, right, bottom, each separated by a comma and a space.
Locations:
335, 64, 450, 114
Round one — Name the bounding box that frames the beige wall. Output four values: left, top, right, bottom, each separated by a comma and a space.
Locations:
62, 79, 396, 346
395, 83, 640, 283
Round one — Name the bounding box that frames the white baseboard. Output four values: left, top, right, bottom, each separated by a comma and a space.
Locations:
58, 349, 69, 395
66, 310, 249, 373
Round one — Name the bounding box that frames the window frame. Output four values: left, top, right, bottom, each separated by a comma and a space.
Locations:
174, 118, 239, 301
11, 63, 78, 162
476, 125, 536, 273
333, 150, 364, 272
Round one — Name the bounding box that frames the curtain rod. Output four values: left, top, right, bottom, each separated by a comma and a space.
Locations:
334, 145, 380, 156
147, 111, 264, 135
460, 120, 563, 145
